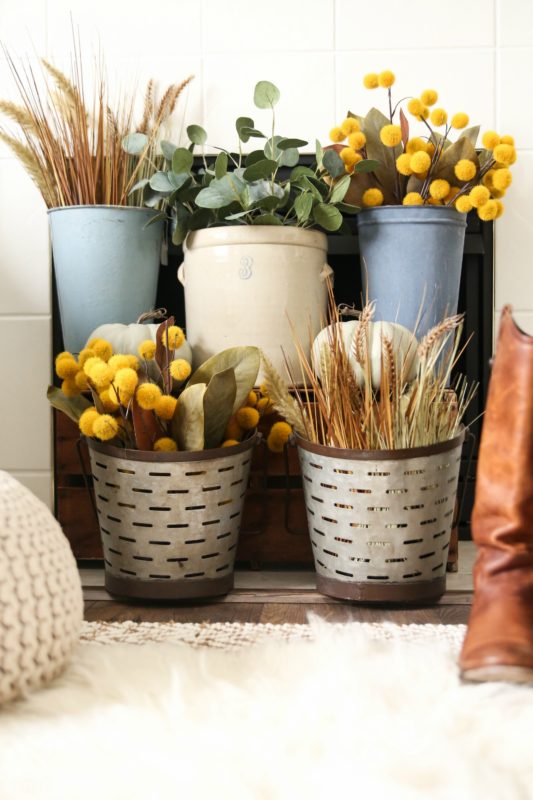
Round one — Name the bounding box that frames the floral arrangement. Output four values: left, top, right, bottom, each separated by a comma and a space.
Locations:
327, 69, 516, 220
262, 282, 476, 451
124, 80, 362, 243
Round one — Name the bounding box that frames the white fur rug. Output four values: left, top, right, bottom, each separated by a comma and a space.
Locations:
0, 621, 532, 800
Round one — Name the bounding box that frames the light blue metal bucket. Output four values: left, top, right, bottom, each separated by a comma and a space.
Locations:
358, 206, 467, 338
49, 206, 164, 354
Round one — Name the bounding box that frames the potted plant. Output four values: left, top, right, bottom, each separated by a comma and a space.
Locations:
47, 320, 271, 600
327, 69, 516, 337
0, 46, 193, 353
125, 81, 363, 377
261, 287, 476, 603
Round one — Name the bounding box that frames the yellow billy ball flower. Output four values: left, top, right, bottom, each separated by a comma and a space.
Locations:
492, 168, 512, 191
259, 384, 269, 396
419, 106, 430, 120
257, 396, 274, 415
477, 199, 499, 221
493, 143, 515, 166
451, 112, 469, 130
74, 370, 90, 391
490, 188, 505, 199
136, 382, 162, 410
162, 325, 185, 350
482, 130, 500, 150
93, 414, 119, 442
56, 356, 79, 380
125, 355, 140, 371
329, 126, 345, 143
78, 348, 95, 368
87, 338, 113, 362
107, 354, 132, 375
79, 407, 99, 437
426, 142, 436, 157
363, 72, 379, 89
420, 89, 438, 107
378, 70, 395, 88
235, 406, 260, 430
270, 421, 292, 443
469, 185, 491, 208
427, 198, 442, 206
225, 417, 244, 441
454, 159, 477, 182
430, 108, 447, 126
55, 350, 73, 363
169, 358, 192, 382
500, 134, 514, 146
154, 394, 178, 420
113, 367, 139, 396
247, 390, 258, 407
340, 147, 360, 168
138, 339, 157, 360
482, 169, 495, 189
340, 117, 360, 136
61, 378, 80, 397
344, 152, 362, 173
396, 153, 413, 176
153, 437, 178, 452
362, 188, 384, 207
407, 98, 424, 117
86, 361, 113, 390
403, 192, 424, 206
222, 440, 240, 448
348, 131, 366, 150
83, 356, 103, 376
406, 137, 427, 154
410, 150, 431, 174
379, 124, 402, 147
267, 433, 284, 453
444, 186, 461, 203
455, 195, 473, 213
99, 388, 120, 413
429, 179, 451, 200
494, 200, 504, 218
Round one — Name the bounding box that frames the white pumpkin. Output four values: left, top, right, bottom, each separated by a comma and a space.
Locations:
312, 319, 419, 390
87, 313, 193, 363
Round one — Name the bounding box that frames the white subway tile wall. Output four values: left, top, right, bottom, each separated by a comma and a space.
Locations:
0, 0, 531, 501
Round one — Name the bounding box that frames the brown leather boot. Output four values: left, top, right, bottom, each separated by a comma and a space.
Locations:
460, 306, 533, 684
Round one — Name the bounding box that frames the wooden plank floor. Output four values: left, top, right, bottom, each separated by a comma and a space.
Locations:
83, 543, 475, 625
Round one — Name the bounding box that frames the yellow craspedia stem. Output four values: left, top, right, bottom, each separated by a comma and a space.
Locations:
492, 168, 512, 191
454, 159, 477, 182
222, 439, 240, 448
451, 112, 469, 130
379, 124, 402, 147
429, 179, 450, 200
87, 338, 113, 362
469, 185, 490, 208
378, 70, 395, 88
79, 407, 99, 437
162, 325, 185, 350
155, 394, 178, 420
407, 98, 424, 117
153, 437, 178, 452
61, 378, 80, 397
340, 147, 360, 168
402, 192, 424, 206
136, 382, 162, 410
362, 188, 384, 207
340, 117, 360, 136
430, 108, 447, 126
363, 72, 379, 89
482, 130, 500, 150
235, 406, 260, 430
396, 153, 413, 176
329, 126, 345, 143
56, 356, 79, 380
93, 414, 120, 442
420, 89, 438, 107
348, 131, 366, 150
410, 150, 431, 174
455, 195, 473, 213
113, 367, 139, 396
169, 358, 192, 382
138, 339, 157, 360
477, 199, 499, 221
493, 143, 515, 166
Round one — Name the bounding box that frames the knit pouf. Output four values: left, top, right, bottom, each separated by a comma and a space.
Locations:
0, 471, 83, 704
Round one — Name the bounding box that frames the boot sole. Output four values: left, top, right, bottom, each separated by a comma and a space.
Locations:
461, 665, 533, 685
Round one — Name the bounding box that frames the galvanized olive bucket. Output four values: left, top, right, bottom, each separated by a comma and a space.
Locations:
87, 435, 258, 600
297, 429, 465, 604
358, 206, 467, 339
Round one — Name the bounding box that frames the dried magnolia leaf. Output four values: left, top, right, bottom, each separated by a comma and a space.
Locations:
203, 368, 237, 449
188, 347, 260, 413
172, 383, 207, 451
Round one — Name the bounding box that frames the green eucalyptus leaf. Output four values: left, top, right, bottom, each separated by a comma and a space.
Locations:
252, 214, 282, 225
243, 158, 278, 181
254, 80, 280, 109
251, 194, 282, 212
172, 383, 207, 451
236, 116, 255, 142
280, 148, 299, 167
149, 171, 174, 193
143, 185, 162, 208
203, 367, 237, 449
215, 151, 228, 179
172, 147, 194, 174
277, 137, 308, 150
312, 203, 343, 231
240, 126, 266, 139
290, 166, 316, 180
188, 346, 260, 413
336, 202, 361, 215
246, 180, 284, 206
245, 150, 266, 167
294, 192, 313, 223
168, 172, 191, 191
224, 210, 250, 221
329, 174, 351, 204
293, 175, 323, 201
315, 139, 324, 169
187, 124, 208, 145
354, 159, 381, 174
195, 173, 245, 209
47, 386, 92, 424
323, 148, 346, 179
122, 132, 148, 155
308, 177, 329, 198
128, 177, 150, 196
160, 140, 177, 162
189, 208, 214, 230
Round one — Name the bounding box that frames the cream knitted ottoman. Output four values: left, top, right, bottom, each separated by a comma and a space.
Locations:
0, 471, 83, 704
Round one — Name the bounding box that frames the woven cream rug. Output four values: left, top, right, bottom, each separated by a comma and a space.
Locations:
1, 620, 532, 800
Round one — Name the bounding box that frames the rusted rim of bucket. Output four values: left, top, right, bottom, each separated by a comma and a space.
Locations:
86, 431, 260, 463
